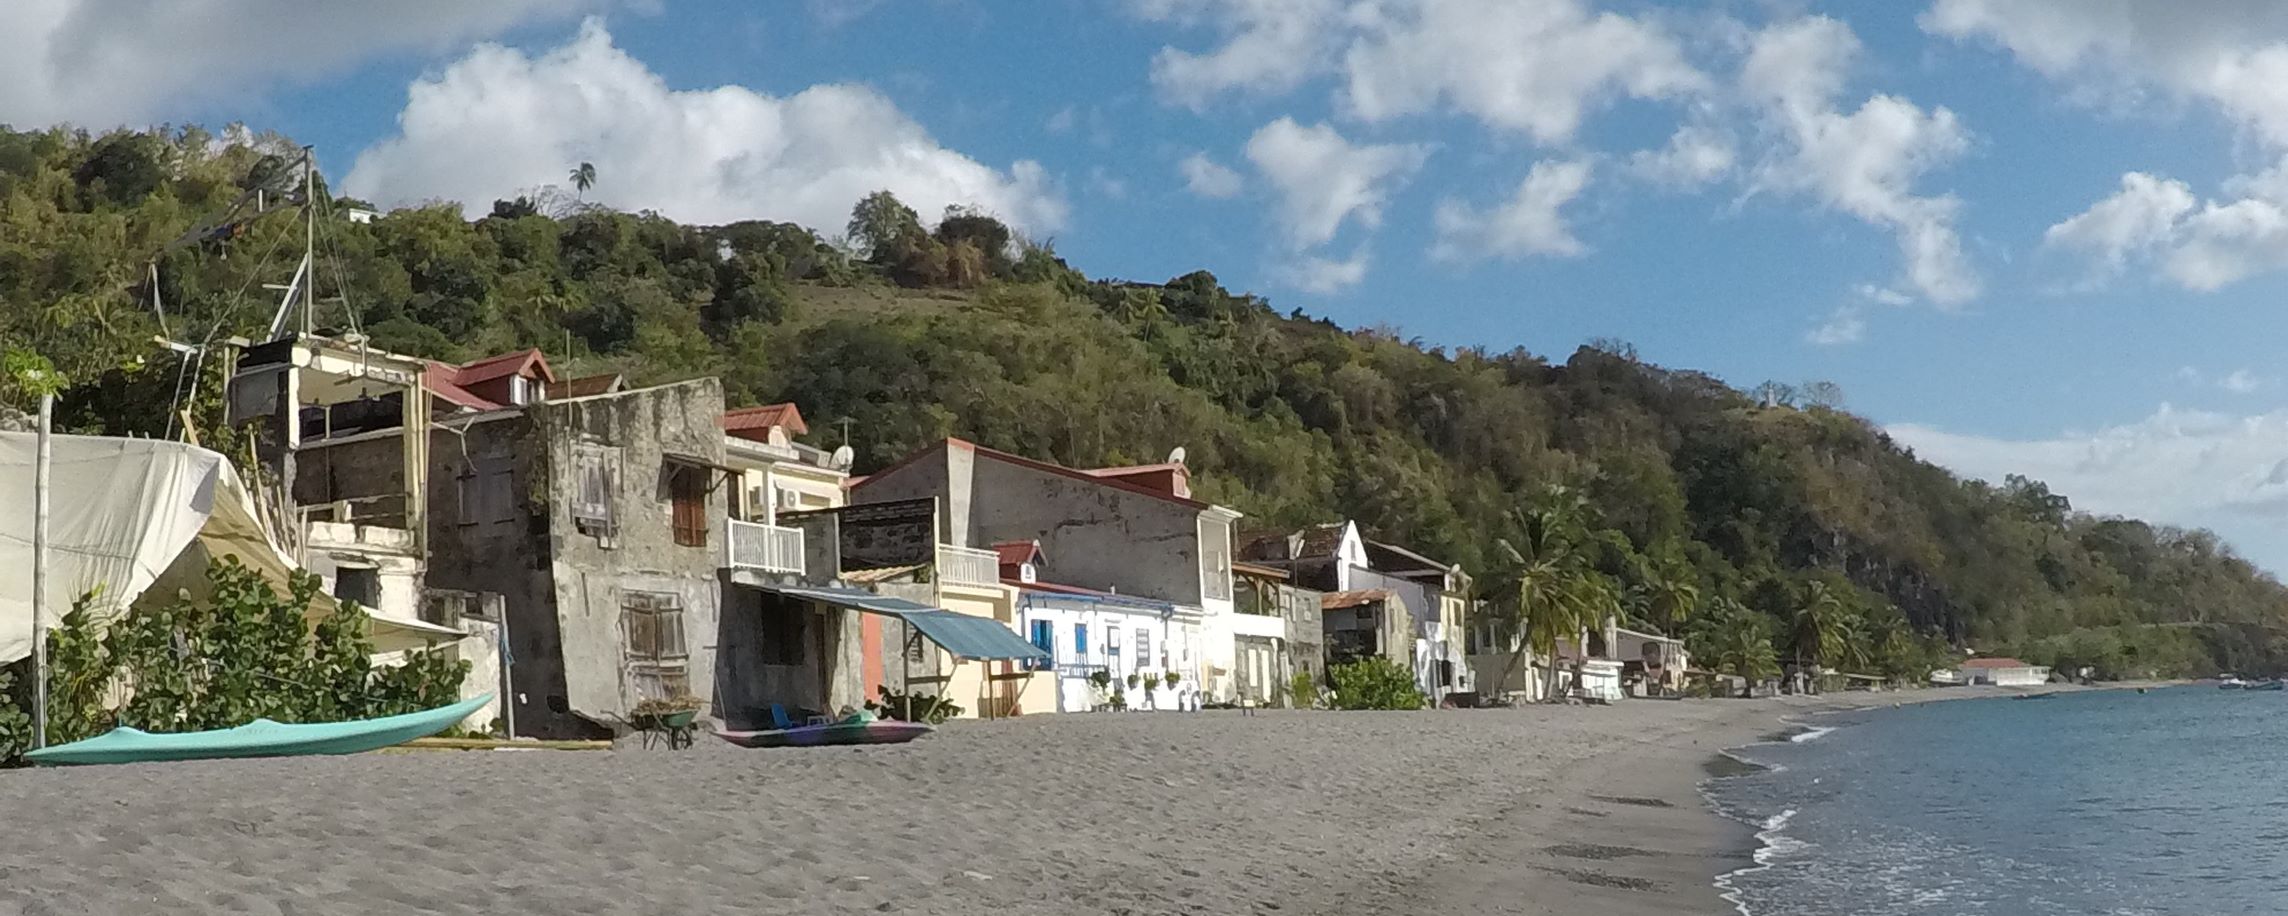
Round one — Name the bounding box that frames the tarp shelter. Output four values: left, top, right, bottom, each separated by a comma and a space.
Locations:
0, 433, 461, 665
750, 584, 1047, 662
744, 582, 1047, 720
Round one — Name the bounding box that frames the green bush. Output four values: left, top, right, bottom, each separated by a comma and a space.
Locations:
1288, 671, 1320, 708
1328, 657, 1426, 710
2, 559, 471, 764
868, 685, 963, 724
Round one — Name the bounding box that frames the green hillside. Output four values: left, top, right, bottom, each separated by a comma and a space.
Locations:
5, 125, 2283, 680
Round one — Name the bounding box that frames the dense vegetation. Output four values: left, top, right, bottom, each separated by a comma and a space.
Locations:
5, 125, 2285, 682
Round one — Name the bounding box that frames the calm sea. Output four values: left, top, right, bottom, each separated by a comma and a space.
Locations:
1704, 686, 2288, 916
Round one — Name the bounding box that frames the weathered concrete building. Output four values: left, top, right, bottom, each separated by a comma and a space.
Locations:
1231, 561, 1325, 707
850, 439, 1247, 705
422, 374, 734, 738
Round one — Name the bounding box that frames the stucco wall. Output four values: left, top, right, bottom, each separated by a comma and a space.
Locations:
530, 379, 730, 736
962, 456, 1211, 606
422, 413, 566, 735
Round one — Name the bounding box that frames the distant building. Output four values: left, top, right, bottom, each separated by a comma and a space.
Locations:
1237, 521, 1472, 704
1958, 657, 2050, 687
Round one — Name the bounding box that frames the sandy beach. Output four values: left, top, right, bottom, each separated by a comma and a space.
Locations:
0, 690, 2045, 916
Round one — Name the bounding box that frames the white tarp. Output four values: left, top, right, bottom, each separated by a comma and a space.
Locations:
0, 432, 457, 664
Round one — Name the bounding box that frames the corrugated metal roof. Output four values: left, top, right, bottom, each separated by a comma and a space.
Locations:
1319, 588, 1394, 610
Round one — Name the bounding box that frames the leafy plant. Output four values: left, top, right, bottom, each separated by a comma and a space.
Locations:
1328, 657, 1426, 711
631, 693, 703, 718
1163, 671, 1181, 689
869, 685, 962, 724
1287, 671, 1319, 709
1088, 669, 1112, 690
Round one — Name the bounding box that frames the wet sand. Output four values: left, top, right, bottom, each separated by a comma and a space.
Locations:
0, 689, 2056, 916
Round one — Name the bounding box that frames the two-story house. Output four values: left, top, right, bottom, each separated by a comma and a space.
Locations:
1238, 521, 1473, 705
848, 439, 1250, 706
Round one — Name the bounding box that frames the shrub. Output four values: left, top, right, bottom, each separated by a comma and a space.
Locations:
869, 686, 963, 724
1288, 671, 1320, 708
1329, 657, 1426, 711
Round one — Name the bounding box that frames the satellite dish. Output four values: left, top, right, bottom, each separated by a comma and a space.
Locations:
1167, 446, 1186, 465
830, 445, 856, 470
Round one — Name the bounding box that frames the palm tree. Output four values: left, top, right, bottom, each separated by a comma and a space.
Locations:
1793, 579, 1844, 670
1695, 598, 1779, 697
569, 161, 597, 199
1493, 484, 1614, 702
1640, 556, 1700, 636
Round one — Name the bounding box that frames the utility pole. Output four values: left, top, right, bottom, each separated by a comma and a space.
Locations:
32, 391, 51, 749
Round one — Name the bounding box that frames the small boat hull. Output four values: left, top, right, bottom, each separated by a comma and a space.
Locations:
24, 695, 493, 767
714, 721, 933, 748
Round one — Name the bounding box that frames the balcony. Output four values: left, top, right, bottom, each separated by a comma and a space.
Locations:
727, 519, 806, 575
936, 544, 1002, 587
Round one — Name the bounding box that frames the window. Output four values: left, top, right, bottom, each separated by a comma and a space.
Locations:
1106, 626, 1121, 661
571, 445, 621, 539
1200, 518, 1233, 601
1073, 623, 1089, 659
1029, 620, 1055, 671
508, 375, 530, 406
1136, 628, 1152, 670
622, 592, 688, 663
670, 465, 709, 547
456, 456, 515, 527
334, 566, 381, 610
621, 591, 688, 700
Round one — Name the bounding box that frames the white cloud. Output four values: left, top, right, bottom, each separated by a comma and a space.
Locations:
1045, 106, 1078, 134
1338, 0, 1705, 143
2222, 369, 2268, 393
1134, 0, 1702, 145
345, 19, 1066, 236
1889, 405, 2288, 573
1805, 306, 1867, 346
1276, 249, 1372, 294
1743, 16, 1979, 306
1243, 117, 1428, 249
2043, 172, 2196, 274
0, 0, 615, 128
1929, 1, 2288, 291
1179, 152, 1244, 198
1855, 283, 1914, 307
1431, 158, 1592, 261
1629, 123, 1735, 187
1132, 0, 1342, 109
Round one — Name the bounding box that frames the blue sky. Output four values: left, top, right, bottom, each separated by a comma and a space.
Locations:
10, 0, 2288, 570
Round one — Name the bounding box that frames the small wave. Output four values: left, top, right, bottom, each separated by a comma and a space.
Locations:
1714, 807, 1806, 916
1789, 725, 1838, 743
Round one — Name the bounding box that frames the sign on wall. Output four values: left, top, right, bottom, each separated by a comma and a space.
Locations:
829, 497, 939, 570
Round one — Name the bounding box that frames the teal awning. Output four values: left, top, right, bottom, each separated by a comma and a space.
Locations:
746, 583, 1049, 662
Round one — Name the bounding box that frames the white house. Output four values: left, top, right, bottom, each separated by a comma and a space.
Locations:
1958, 657, 2050, 687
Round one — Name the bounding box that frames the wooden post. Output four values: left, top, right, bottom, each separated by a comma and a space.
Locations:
31, 392, 51, 750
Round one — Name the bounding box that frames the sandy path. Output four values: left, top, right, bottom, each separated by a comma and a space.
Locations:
0, 693, 1981, 916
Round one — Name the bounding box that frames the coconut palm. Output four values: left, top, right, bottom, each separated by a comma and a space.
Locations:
1793, 579, 1845, 669
1493, 484, 1619, 702
1639, 555, 1700, 636
569, 161, 597, 199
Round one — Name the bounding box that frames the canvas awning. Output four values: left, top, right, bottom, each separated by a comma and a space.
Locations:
0, 433, 460, 664
744, 582, 1048, 662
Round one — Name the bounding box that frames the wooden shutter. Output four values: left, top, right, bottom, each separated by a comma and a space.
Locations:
671, 466, 707, 547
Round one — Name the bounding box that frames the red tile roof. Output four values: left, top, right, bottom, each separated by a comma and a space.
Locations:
992, 540, 1045, 567
1319, 588, 1394, 610
423, 349, 556, 412
453, 348, 556, 385
721, 402, 809, 438
557, 373, 625, 398
1961, 657, 2036, 669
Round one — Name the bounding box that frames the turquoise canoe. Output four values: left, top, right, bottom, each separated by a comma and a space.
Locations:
24, 695, 493, 767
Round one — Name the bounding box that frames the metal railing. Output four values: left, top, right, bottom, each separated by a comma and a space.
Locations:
728, 519, 805, 575
936, 544, 1002, 587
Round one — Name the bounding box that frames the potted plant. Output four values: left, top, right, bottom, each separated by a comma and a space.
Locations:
1164, 671, 1182, 690
1141, 672, 1164, 692
1126, 673, 1142, 691
1089, 669, 1114, 691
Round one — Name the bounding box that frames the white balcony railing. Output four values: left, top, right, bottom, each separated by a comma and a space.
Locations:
728, 519, 805, 575
936, 544, 1002, 587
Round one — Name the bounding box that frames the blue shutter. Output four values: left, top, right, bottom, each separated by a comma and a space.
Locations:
1074, 623, 1089, 657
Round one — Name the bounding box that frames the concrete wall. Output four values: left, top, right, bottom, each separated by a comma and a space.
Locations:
963, 455, 1212, 606
855, 448, 956, 544
715, 585, 862, 728
1283, 586, 1326, 692
422, 413, 565, 734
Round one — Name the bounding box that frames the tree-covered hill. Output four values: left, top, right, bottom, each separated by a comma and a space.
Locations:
6, 125, 2284, 679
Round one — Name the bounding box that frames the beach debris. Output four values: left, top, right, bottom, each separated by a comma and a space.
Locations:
1587, 794, 1674, 808
961, 870, 994, 882
1544, 843, 1658, 860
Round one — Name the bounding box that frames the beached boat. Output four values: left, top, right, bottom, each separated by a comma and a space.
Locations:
23, 695, 492, 766
2247, 679, 2285, 691
2219, 676, 2248, 690
714, 719, 933, 749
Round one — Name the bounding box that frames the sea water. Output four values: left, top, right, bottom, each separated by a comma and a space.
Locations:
1704, 686, 2288, 915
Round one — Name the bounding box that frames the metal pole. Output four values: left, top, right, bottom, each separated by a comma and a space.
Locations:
32, 392, 52, 750
498, 600, 516, 739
